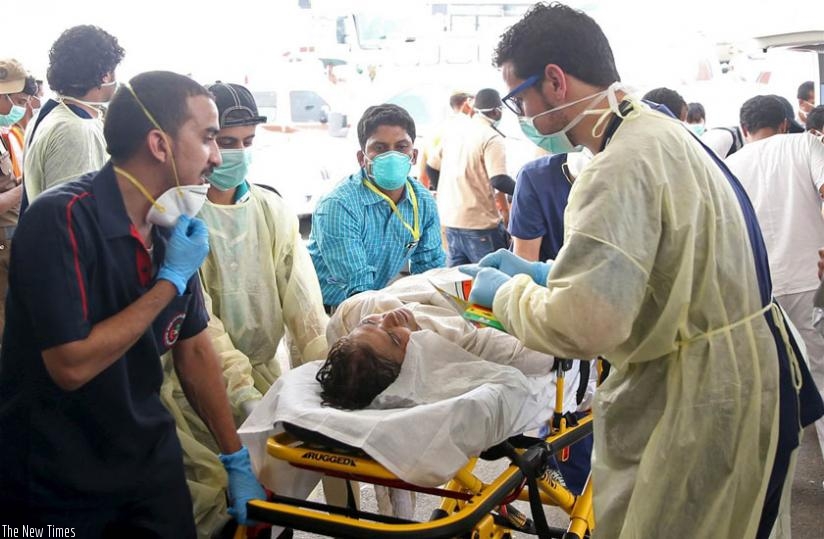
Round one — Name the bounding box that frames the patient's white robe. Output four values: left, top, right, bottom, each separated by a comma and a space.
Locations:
328, 270, 576, 379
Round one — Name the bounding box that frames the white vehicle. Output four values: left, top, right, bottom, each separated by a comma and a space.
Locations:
250, 85, 349, 137
246, 128, 352, 224
244, 66, 356, 223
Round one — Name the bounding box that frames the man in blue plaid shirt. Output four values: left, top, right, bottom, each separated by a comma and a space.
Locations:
308, 104, 445, 310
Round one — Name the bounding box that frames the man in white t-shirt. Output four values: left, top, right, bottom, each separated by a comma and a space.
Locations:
427, 89, 513, 266
727, 94, 824, 462
702, 95, 805, 160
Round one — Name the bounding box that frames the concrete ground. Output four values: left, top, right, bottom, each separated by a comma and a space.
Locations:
287, 425, 824, 538
789, 425, 824, 537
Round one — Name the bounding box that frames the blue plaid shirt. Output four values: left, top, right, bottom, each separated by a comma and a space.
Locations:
308, 170, 445, 306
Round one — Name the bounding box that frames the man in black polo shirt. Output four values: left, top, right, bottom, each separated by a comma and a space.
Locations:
0, 71, 264, 536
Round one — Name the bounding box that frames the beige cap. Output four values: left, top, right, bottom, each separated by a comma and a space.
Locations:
0, 58, 27, 94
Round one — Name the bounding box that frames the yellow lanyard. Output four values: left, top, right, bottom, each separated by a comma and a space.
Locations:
114, 165, 167, 214
363, 179, 420, 243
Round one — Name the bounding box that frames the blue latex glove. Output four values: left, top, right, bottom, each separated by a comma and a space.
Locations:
477, 248, 552, 285
157, 215, 210, 295
458, 263, 482, 277
467, 267, 511, 308
219, 445, 267, 526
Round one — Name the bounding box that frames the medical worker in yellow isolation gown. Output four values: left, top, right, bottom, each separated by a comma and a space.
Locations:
159, 82, 328, 537
463, 4, 824, 538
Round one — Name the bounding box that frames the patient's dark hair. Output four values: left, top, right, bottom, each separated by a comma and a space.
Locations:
316, 336, 402, 410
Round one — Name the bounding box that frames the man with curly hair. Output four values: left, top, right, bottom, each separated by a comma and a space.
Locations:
24, 25, 125, 203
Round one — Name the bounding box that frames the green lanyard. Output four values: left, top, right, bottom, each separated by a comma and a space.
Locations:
363, 179, 421, 243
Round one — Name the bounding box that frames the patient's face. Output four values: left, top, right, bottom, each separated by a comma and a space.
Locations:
350, 308, 420, 365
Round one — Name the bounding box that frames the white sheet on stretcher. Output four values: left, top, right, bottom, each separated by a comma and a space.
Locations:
240, 330, 577, 489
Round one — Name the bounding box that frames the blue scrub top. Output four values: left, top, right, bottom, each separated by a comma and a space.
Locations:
509, 153, 571, 262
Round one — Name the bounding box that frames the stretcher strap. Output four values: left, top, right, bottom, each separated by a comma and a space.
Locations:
345, 480, 359, 518
503, 443, 553, 539
576, 361, 590, 405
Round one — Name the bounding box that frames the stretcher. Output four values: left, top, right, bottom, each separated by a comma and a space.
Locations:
239, 360, 599, 539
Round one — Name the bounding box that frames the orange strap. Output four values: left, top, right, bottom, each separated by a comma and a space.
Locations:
1, 131, 23, 180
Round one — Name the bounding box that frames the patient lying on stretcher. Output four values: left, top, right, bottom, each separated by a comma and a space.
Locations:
239, 270, 594, 494
316, 271, 590, 412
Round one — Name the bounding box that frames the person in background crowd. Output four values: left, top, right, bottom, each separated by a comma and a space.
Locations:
772, 94, 806, 134
0, 58, 30, 338
805, 104, 824, 136
0, 70, 265, 536
798, 80, 815, 125
24, 25, 125, 203
308, 104, 445, 311
427, 88, 514, 266
686, 101, 706, 136
509, 150, 591, 262
727, 94, 824, 479
642, 86, 687, 120
10, 76, 40, 144
419, 90, 473, 190
465, 3, 823, 537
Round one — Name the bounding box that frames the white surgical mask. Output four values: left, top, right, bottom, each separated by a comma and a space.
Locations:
116, 83, 211, 228
58, 80, 118, 111
688, 123, 706, 137
519, 82, 632, 154
57, 97, 109, 117
146, 184, 210, 227
565, 148, 593, 178
476, 108, 502, 129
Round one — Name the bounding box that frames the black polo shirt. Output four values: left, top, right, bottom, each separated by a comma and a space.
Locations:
0, 162, 208, 510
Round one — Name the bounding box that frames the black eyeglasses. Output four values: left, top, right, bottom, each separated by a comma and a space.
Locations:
501, 74, 543, 117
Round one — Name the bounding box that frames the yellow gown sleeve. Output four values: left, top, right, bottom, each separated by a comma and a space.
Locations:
492, 151, 661, 366
273, 196, 329, 365
202, 286, 263, 413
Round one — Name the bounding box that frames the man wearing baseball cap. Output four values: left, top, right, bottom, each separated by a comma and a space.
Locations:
0, 58, 30, 338
159, 81, 328, 537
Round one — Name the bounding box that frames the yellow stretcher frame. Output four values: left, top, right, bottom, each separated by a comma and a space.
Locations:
242, 360, 599, 539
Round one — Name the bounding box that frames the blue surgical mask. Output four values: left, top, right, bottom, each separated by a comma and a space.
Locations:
518, 88, 610, 154
519, 117, 577, 154
209, 149, 252, 191
0, 104, 26, 127
368, 151, 412, 190
688, 123, 706, 137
